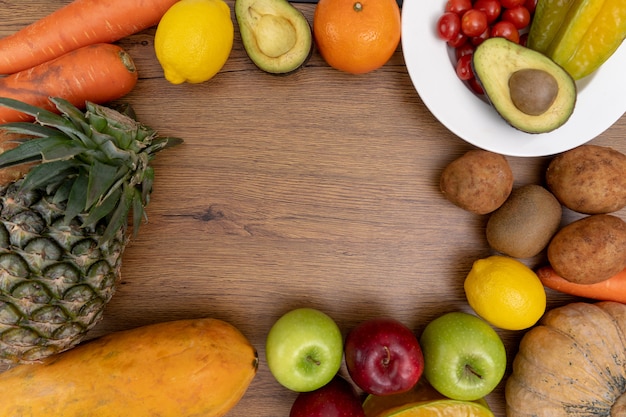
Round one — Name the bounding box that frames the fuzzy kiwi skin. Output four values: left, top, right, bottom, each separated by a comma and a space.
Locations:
486, 184, 562, 259
547, 214, 626, 284
440, 150, 514, 215
546, 145, 626, 214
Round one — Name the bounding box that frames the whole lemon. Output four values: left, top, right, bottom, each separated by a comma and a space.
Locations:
155, 0, 234, 84
464, 256, 546, 331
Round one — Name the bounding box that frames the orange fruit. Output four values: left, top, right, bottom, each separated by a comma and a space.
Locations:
313, 0, 401, 74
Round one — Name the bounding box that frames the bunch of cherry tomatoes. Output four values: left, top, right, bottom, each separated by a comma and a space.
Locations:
436, 0, 538, 94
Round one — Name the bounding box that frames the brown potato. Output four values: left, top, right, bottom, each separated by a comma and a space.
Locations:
547, 214, 626, 284
486, 184, 562, 258
440, 150, 514, 215
546, 145, 626, 214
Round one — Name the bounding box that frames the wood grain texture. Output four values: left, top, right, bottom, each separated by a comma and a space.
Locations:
1, 2, 626, 416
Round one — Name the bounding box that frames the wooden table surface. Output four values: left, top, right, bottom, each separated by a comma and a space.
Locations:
3, 2, 626, 416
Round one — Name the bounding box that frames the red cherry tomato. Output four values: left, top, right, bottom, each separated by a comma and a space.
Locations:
456, 54, 474, 80
436, 0, 533, 97
500, 0, 525, 8
519, 32, 529, 46
524, 0, 538, 14
473, 0, 502, 23
491, 20, 520, 43
471, 27, 490, 46
455, 41, 475, 60
447, 31, 468, 48
468, 77, 485, 95
437, 11, 462, 41
445, 0, 472, 15
502, 6, 531, 29
461, 9, 488, 37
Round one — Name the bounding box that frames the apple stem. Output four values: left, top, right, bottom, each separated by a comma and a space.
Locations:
307, 355, 321, 367
382, 346, 391, 367
466, 365, 483, 379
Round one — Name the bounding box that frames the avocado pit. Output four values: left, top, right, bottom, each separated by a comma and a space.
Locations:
509, 69, 558, 116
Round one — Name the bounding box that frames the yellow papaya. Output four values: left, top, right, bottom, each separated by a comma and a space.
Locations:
0, 318, 258, 417
528, 0, 626, 79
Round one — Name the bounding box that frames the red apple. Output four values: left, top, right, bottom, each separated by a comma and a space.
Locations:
289, 375, 365, 417
344, 317, 424, 396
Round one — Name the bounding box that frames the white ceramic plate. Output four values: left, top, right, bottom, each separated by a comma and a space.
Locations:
401, 0, 626, 157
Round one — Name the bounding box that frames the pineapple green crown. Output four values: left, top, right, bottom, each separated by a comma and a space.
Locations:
0, 97, 182, 244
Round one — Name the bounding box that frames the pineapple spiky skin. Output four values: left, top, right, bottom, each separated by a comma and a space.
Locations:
0, 180, 127, 363
0, 97, 181, 364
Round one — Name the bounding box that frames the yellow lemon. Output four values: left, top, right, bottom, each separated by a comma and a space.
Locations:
464, 255, 546, 331
154, 0, 234, 84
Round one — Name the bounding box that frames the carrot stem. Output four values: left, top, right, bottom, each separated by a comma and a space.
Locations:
0, 0, 180, 75
537, 265, 626, 303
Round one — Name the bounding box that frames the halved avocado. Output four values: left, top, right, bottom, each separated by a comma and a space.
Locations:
472, 37, 577, 134
235, 0, 312, 74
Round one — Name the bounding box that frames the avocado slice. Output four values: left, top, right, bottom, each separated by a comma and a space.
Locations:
472, 37, 577, 134
235, 0, 312, 74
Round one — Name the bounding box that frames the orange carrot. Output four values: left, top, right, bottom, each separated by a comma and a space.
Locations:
537, 265, 626, 303
0, 0, 180, 75
0, 43, 138, 124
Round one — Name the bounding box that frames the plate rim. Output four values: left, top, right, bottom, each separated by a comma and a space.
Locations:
400, 0, 626, 157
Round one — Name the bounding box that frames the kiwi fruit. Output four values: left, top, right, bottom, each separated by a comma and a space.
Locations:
486, 184, 562, 258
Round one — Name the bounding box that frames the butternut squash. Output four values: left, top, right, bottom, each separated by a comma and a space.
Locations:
0, 318, 258, 417
505, 301, 626, 416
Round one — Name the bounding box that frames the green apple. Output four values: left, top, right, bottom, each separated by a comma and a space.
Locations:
419, 311, 506, 401
265, 307, 343, 392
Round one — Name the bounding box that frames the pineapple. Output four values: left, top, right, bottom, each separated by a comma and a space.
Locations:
0, 97, 182, 364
